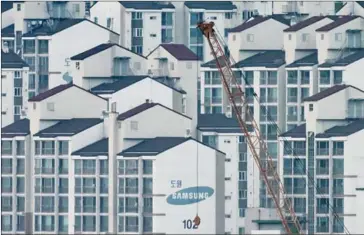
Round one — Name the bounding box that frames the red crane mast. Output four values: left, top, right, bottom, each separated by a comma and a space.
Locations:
197, 21, 302, 234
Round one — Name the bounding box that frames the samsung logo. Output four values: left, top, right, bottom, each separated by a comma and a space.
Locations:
166, 186, 214, 205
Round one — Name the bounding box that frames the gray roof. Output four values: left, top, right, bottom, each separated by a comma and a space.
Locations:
34, 118, 103, 137
184, 1, 237, 10
22, 18, 119, 37
72, 138, 108, 156
201, 56, 229, 68
1, 119, 30, 138
283, 16, 326, 32
117, 102, 191, 121
279, 124, 306, 138
119, 137, 225, 156
1, 50, 29, 69
1, 1, 13, 13
318, 50, 364, 68
316, 15, 361, 32
286, 52, 318, 68
229, 15, 290, 33
90, 76, 186, 95
198, 114, 253, 132
304, 85, 364, 102
316, 119, 364, 138
120, 1, 175, 9
70, 43, 146, 60
234, 50, 285, 68
160, 44, 200, 61
1, 24, 14, 37
28, 83, 106, 102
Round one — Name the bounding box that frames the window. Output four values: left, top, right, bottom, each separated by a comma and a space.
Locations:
335, 33, 342, 41
186, 62, 192, 69
333, 70, 342, 84
247, 34, 254, 42
132, 28, 143, 37
23, 40, 35, 54
333, 159, 344, 175
317, 178, 329, 194
321, 34, 324, 40
302, 33, 309, 42
132, 12, 143, 20
287, 71, 298, 84
58, 141, 69, 155
333, 141, 344, 155
14, 87, 22, 97
317, 198, 329, 213
287, 88, 298, 103
150, 34, 156, 37
288, 34, 292, 40
38, 40, 49, 54
17, 3, 21, 11
47, 102, 54, 111
162, 12, 173, 26
316, 159, 329, 175
73, 3, 80, 13
225, 12, 233, 19
14, 105, 21, 115
309, 104, 313, 111
14, 71, 21, 78
300, 70, 310, 84
317, 216, 329, 233
150, 16, 156, 20
170, 62, 174, 70
23, 57, 35, 71
106, 17, 113, 29
94, 17, 98, 23
319, 70, 330, 84
130, 121, 138, 130
16, 140, 25, 156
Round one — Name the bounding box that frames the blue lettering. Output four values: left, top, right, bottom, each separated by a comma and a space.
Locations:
166, 186, 214, 205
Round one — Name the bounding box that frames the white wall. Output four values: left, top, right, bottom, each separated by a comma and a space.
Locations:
90, 2, 121, 34
342, 58, 364, 90
154, 139, 225, 234
108, 77, 182, 114
71, 122, 105, 152
1, 8, 14, 28
47, 20, 119, 89
122, 104, 191, 139
337, 2, 364, 17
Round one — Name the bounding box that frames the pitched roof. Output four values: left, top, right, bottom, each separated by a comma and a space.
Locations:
286, 52, 318, 68
70, 43, 146, 60
318, 50, 364, 68
316, 15, 360, 32
1, 50, 29, 69
198, 114, 240, 128
28, 83, 106, 102
316, 119, 364, 138
34, 118, 103, 137
72, 138, 108, 156
117, 102, 191, 121
184, 1, 237, 10
22, 18, 119, 37
279, 124, 306, 138
1, 1, 13, 13
90, 76, 186, 95
1, 119, 30, 138
283, 16, 326, 32
229, 15, 290, 33
234, 50, 285, 68
1, 24, 14, 37
201, 56, 229, 68
303, 84, 357, 102
160, 44, 200, 61
120, 1, 175, 9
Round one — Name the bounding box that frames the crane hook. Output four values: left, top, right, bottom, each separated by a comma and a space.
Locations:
193, 215, 201, 226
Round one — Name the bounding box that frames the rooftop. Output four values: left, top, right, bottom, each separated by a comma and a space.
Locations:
319, 50, 364, 67
28, 83, 106, 102
184, 1, 237, 10
90, 76, 186, 95
117, 102, 191, 121
1, 24, 14, 37
283, 16, 326, 32
229, 15, 290, 33
316, 119, 364, 138
286, 52, 318, 68
197, 114, 252, 133
201, 56, 228, 68
70, 43, 146, 60
279, 124, 306, 138
234, 50, 285, 68
1, 1, 13, 13
316, 15, 361, 32
120, 1, 175, 10
1, 119, 30, 138
34, 118, 103, 137
304, 85, 363, 102
1, 50, 29, 69
22, 18, 119, 37
72, 138, 109, 156
157, 44, 200, 61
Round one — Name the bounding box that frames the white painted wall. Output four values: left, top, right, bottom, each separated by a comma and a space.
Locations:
1, 8, 14, 28
71, 122, 105, 152
337, 2, 364, 17
342, 58, 364, 90
122, 104, 191, 139
154, 139, 225, 234
46, 20, 119, 89
90, 2, 121, 33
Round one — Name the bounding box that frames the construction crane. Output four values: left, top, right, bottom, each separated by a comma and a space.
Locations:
197, 21, 302, 234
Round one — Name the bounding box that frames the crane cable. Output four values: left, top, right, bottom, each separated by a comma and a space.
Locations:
213, 28, 350, 234
194, 58, 201, 227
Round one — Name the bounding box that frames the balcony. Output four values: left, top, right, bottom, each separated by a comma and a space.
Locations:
148, 68, 169, 77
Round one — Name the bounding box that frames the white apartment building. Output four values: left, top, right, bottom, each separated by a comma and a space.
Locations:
197, 113, 247, 234
1, 81, 225, 234
227, 15, 290, 62
279, 84, 364, 234
90, 1, 175, 56
19, 18, 119, 101
183, 1, 238, 62
1, 46, 29, 127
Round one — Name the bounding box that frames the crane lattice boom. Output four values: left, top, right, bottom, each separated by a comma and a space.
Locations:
197, 21, 302, 234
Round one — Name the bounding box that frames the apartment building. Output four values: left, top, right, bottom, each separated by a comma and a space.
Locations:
197, 113, 247, 234
90, 1, 175, 56
279, 84, 364, 234
184, 1, 238, 61
1, 46, 29, 127
0, 82, 225, 234
20, 18, 118, 100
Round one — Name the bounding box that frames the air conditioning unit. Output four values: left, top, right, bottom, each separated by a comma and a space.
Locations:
185, 128, 191, 137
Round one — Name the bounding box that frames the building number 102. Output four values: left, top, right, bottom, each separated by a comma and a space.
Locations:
182, 219, 198, 229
